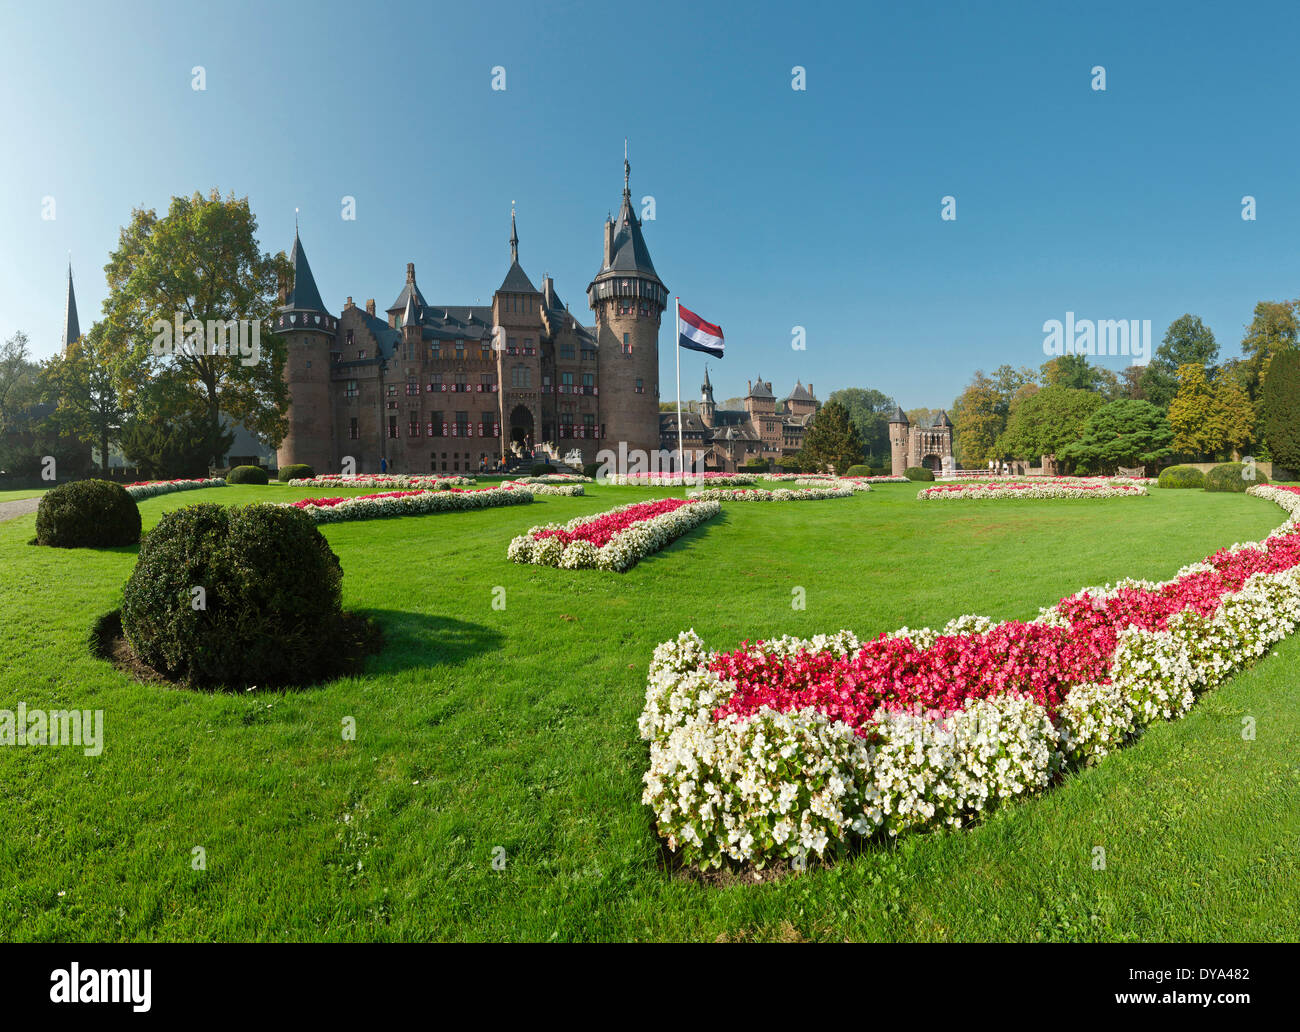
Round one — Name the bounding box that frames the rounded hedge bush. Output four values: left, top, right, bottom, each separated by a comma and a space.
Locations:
530, 462, 554, 476
1157, 464, 1206, 489
227, 464, 269, 485
1204, 462, 1269, 493
120, 503, 343, 688
277, 463, 314, 482
845, 464, 872, 477
904, 466, 935, 482
35, 479, 141, 548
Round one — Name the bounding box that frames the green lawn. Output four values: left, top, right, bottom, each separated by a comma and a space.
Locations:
2, 482, 1297, 941
0, 489, 46, 502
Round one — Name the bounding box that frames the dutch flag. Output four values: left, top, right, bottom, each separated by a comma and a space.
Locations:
677, 303, 724, 358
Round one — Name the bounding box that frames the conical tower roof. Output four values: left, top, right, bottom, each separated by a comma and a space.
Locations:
62, 263, 80, 350
283, 229, 328, 314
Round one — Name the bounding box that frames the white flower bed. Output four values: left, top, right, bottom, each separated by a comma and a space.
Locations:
918, 482, 1149, 500
503, 480, 585, 496
687, 486, 854, 501
124, 478, 226, 500
604, 473, 759, 487
508, 499, 721, 572
793, 479, 876, 492
639, 485, 1300, 869
286, 474, 475, 489
509, 474, 593, 484
288, 486, 532, 523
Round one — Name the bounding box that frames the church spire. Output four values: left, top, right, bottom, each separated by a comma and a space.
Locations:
62, 262, 80, 351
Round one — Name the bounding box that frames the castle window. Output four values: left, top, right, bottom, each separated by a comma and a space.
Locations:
408, 415, 421, 437
619, 302, 631, 315
507, 337, 518, 355
407, 379, 419, 396
480, 343, 492, 360
430, 343, 440, 359
560, 341, 575, 360
635, 378, 644, 394
456, 340, 465, 359
431, 411, 444, 436
524, 338, 535, 355
331, 351, 341, 364
345, 380, 359, 398
357, 350, 366, 359
511, 364, 531, 389
387, 384, 397, 397
346, 329, 354, 345
622, 334, 631, 354
430, 374, 443, 392
348, 417, 359, 440
387, 416, 398, 439
581, 345, 596, 361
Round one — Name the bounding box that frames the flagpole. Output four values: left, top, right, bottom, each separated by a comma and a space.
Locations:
674, 296, 684, 494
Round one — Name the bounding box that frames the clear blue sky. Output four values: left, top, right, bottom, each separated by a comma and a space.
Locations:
3, 0, 1298, 409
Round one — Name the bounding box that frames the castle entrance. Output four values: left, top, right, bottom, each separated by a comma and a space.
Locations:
509, 405, 534, 449
922, 453, 942, 473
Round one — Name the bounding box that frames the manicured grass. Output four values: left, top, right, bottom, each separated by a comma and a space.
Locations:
0, 489, 47, 502
1, 483, 1297, 941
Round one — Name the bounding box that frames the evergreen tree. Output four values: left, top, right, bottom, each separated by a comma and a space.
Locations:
800, 400, 862, 472
1059, 399, 1173, 473
1261, 348, 1300, 473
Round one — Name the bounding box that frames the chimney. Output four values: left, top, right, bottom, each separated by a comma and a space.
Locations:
365, 299, 375, 316
807, 383, 813, 397
406, 262, 416, 283
345, 296, 354, 310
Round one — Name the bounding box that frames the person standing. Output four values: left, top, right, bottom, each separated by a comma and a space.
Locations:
381, 456, 388, 474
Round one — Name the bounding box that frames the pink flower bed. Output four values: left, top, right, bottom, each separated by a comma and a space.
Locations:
709, 520, 1300, 736
532, 498, 694, 548
290, 486, 509, 510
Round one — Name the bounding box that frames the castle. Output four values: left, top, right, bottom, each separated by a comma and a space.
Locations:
274, 156, 665, 474
660, 368, 819, 471
888, 406, 954, 476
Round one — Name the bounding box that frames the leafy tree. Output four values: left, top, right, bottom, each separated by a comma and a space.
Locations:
0, 331, 38, 433
1261, 348, 1300, 474
905, 407, 940, 426
799, 400, 861, 472
1059, 399, 1173, 473
950, 372, 1003, 466
1140, 315, 1219, 410
121, 369, 234, 478
1169, 363, 1256, 459
39, 322, 131, 472
102, 189, 290, 466
1041, 353, 1109, 393
1239, 300, 1299, 402
1208, 372, 1255, 460
996, 385, 1104, 465
827, 387, 895, 464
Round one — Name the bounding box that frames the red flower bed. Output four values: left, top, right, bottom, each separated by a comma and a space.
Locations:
710, 523, 1300, 734
532, 498, 696, 548
290, 490, 428, 509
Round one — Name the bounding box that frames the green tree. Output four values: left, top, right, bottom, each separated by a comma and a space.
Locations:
1239, 300, 1299, 403
102, 189, 291, 466
1261, 348, 1300, 474
121, 368, 234, 478
996, 385, 1104, 465
1140, 315, 1219, 410
950, 372, 1003, 466
1059, 399, 1173, 473
1167, 363, 1216, 455
800, 400, 862, 472
826, 387, 895, 464
1041, 353, 1109, 393
0, 331, 38, 434
39, 322, 132, 472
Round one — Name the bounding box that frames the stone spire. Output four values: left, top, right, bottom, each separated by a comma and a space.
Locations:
62, 262, 80, 350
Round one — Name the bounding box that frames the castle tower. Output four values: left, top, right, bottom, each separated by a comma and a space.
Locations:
587, 148, 667, 456
700, 364, 716, 428
493, 206, 543, 456
62, 263, 80, 352
274, 228, 337, 473
888, 405, 910, 476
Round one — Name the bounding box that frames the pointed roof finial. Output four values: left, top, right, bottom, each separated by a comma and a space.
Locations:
510, 200, 519, 264
294, 207, 299, 233
62, 260, 80, 351
623, 138, 630, 196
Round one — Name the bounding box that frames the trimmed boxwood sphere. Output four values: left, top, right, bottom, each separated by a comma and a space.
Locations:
1204, 462, 1268, 493
1158, 464, 1206, 489
227, 464, 269, 484
845, 464, 872, 477
276, 463, 315, 482
36, 479, 141, 548
904, 466, 935, 482
120, 503, 343, 688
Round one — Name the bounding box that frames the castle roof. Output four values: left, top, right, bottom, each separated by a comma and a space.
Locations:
62, 263, 80, 349
498, 261, 537, 293
784, 381, 815, 403
282, 230, 330, 315
388, 263, 428, 313
888, 405, 909, 425
934, 409, 953, 427
746, 376, 774, 400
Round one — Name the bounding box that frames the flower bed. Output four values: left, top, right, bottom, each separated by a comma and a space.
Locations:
604, 472, 759, 487
285, 485, 532, 523
918, 481, 1149, 500
688, 486, 854, 501
510, 473, 593, 484
639, 484, 1300, 869
502, 480, 585, 496
508, 497, 720, 571
124, 477, 226, 500
285, 474, 475, 490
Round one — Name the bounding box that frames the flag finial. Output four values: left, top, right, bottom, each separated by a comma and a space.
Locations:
623, 138, 630, 195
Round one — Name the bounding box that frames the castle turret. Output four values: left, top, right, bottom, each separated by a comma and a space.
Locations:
274, 228, 337, 473
587, 148, 667, 456
888, 405, 910, 476
700, 364, 716, 428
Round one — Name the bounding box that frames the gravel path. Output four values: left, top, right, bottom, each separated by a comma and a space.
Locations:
0, 497, 41, 522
